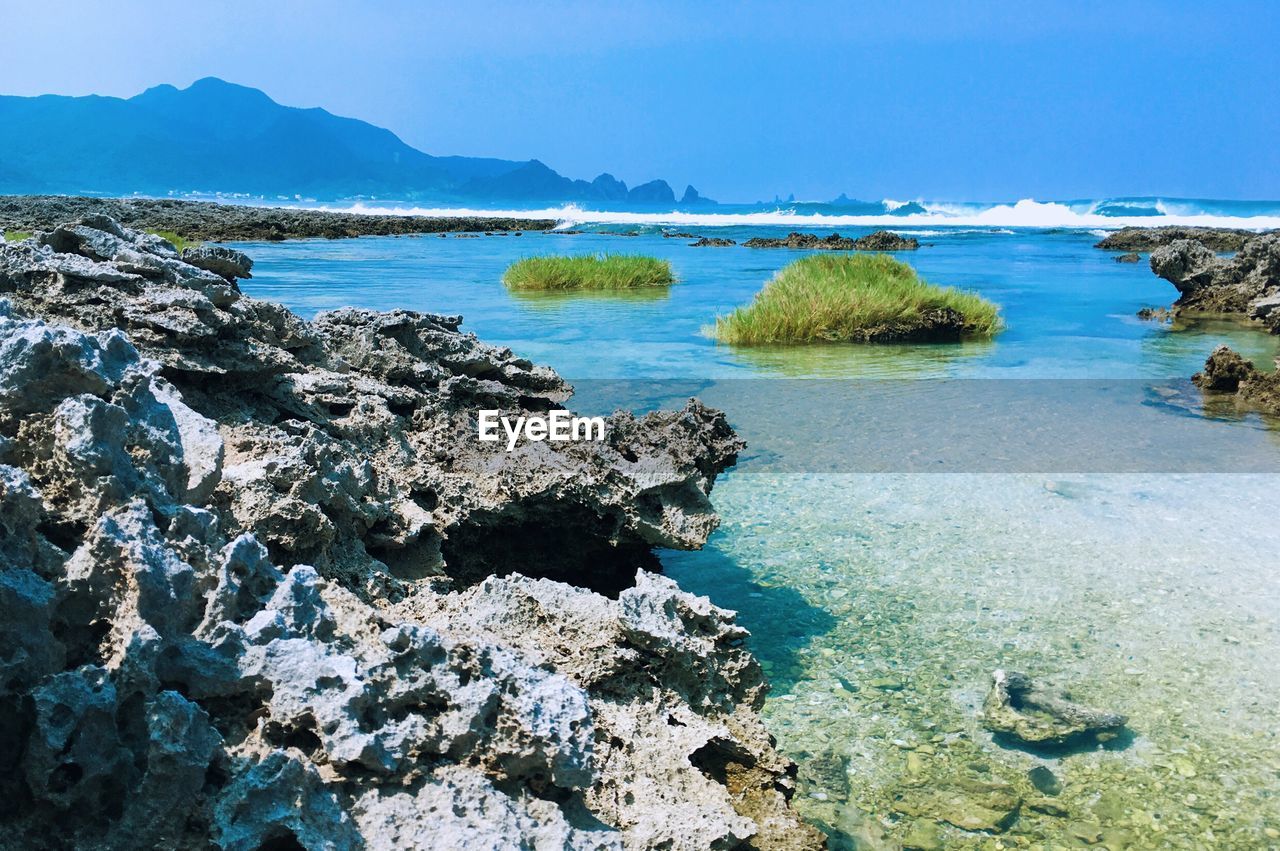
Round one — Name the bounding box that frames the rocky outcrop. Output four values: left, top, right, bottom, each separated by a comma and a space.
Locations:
743, 231, 918, 251
182, 245, 254, 281
745, 232, 858, 250
1114, 252, 1140, 263
0, 217, 818, 849
0, 196, 554, 242
1148, 232, 1280, 325
1192, 345, 1280, 415
1096, 226, 1271, 252
981, 670, 1128, 747
690, 237, 737, 247
851, 230, 920, 251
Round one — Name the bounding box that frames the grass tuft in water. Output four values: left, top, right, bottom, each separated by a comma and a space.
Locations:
503, 254, 674, 291
147, 229, 201, 254
710, 253, 1002, 344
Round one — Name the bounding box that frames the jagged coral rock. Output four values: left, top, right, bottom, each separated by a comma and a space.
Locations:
1148, 232, 1280, 324
0, 217, 813, 849
1192, 344, 1280, 415
182, 244, 254, 281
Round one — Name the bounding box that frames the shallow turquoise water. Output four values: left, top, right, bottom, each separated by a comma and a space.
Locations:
238, 226, 1280, 379
240, 227, 1280, 848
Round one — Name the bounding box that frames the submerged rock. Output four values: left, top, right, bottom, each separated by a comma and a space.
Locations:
981, 669, 1128, 746
1192, 344, 1280, 415
900, 820, 944, 850
0, 217, 816, 849
1115, 252, 1140, 263
1027, 765, 1063, 796
892, 776, 1022, 833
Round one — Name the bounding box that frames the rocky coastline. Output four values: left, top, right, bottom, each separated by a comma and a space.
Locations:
1095, 226, 1273, 253
1192, 345, 1280, 416
742, 231, 919, 251
0, 196, 555, 242
0, 218, 822, 849
1144, 231, 1280, 329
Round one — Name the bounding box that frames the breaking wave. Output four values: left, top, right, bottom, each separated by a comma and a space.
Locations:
321, 197, 1280, 231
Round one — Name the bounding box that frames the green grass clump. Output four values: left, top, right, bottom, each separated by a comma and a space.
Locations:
503, 254, 674, 292
710, 253, 1002, 345
147, 229, 200, 253
3, 230, 32, 242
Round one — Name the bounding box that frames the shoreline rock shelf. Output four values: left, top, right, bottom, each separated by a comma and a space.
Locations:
1095, 226, 1274, 253
0, 217, 822, 848
0, 195, 555, 242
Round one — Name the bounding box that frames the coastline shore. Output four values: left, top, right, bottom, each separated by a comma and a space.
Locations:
0, 195, 556, 241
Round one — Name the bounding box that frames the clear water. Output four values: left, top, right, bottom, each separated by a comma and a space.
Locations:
240, 227, 1280, 849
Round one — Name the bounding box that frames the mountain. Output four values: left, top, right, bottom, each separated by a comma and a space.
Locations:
0, 78, 712, 206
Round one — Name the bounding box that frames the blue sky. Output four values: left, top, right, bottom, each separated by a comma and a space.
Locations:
2, 0, 1277, 201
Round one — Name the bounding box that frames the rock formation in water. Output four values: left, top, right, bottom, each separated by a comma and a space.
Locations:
851, 231, 920, 251
1114, 252, 1140, 263
1192, 345, 1280, 416
743, 231, 919, 251
0, 218, 822, 849
1148, 232, 1280, 327
0, 196, 554, 242
1095, 226, 1272, 253
981, 670, 1128, 747
690, 237, 737, 247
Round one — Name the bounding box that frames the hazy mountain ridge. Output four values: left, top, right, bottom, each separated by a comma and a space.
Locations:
0, 77, 714, 206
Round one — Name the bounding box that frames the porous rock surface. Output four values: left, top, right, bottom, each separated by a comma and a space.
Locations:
1192, 345, 1280, 415
0, 195, 554, 242
1095, 226, 1271, 253
742, 231, 919, 251
0, 218, 820, 849
1147, 232, 1280, 327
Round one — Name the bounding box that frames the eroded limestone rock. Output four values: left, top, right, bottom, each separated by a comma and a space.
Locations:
1148, 232, 1280, 324
0, 218, 812, 849
1192, 344, 1280, 415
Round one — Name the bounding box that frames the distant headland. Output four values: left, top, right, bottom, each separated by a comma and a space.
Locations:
0, 77, 716, 207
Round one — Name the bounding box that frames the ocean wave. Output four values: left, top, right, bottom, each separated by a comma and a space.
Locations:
321, 198, 1280, 231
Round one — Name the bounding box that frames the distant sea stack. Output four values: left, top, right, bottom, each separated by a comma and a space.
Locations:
625, 179, 674, 204
681, 185, 716, 206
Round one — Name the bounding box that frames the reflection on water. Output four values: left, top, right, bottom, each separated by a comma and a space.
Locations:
240, 227, 1280, 847
714, 337, 997, 379
508, 285, 672, 311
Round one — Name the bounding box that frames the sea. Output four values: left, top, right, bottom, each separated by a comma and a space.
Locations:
235, 196, 1280, 849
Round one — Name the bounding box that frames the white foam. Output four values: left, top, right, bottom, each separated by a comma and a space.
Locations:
316, 198, 1280, 231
